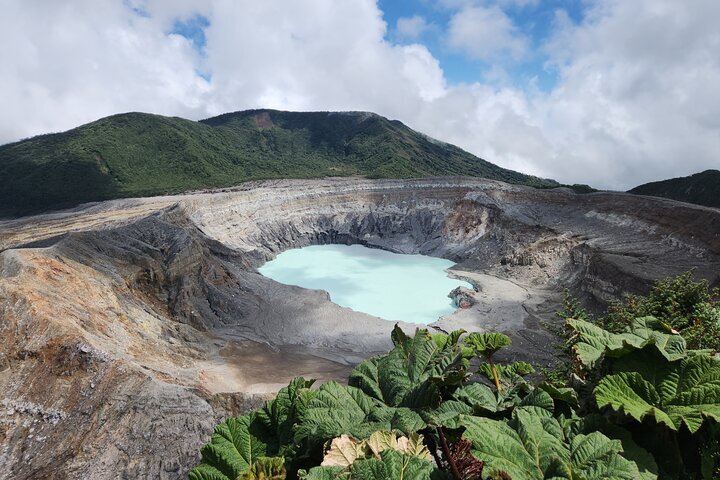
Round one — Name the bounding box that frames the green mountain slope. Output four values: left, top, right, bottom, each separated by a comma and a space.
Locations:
0, 109, 556, 217
629, 169, 720, 208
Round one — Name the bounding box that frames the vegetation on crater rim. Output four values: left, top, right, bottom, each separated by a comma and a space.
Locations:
559, 271, 720, 353
0, 109, 558, 218
629, 169, 720, 209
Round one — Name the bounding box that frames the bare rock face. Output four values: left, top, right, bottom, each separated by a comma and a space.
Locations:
0, 177, 718, 479
448, 286, 477, 309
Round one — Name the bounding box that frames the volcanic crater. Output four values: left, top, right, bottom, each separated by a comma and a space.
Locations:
1, 177, 719, 479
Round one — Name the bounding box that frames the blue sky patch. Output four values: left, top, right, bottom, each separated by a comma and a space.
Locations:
379, 0, 584, 91
170, 14, 211, 53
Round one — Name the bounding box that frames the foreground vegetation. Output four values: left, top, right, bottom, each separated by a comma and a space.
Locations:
0, 109, 557, 217
190, 274, 720, 479
559, 271, 720, 352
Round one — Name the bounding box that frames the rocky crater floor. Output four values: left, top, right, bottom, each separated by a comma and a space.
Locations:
0, 177, 718, 479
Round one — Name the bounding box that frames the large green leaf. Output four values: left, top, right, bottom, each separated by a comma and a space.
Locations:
515, 389, 555, 418
295, 381, 385, 443
537, 382, 579, 407
594, 373, 673, 426
595, 353, 720, 432
256, 377, 316, 452
430, 329, 467, 352
619, 317, 687, 361
579, 414, 659, 480
190, 414, 271, 480
452, 383, 499, 413
301, 449, 439, 480
460, 415, 553, 479
567, 319, 624, 370
460, 412, 643, 480
347, 449, 437, 480
420, 399, 472, 428
349, 326, 467, 409
298, 466, 348, 480
349, 358, 384, 404
192, 378, 393, 480
188, 464, 232, 480
367, 405, 426, 434
452, 378, 532, 417
568, 317, 687, 370
437, 380, 550, 430
464, 332, 511, 360
567, 432, 641, 479
514, 410, 569, 472
476, 361, 534, 391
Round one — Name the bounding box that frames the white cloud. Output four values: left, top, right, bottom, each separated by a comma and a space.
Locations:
421, 0, 720, 189
197, 0, 448, 117
0, 0, 210, 142
446, 5, 528, 61
532, 0, 720, 187
1, 0, 719, 190
396, 15, 431, 40
438, 0, 539, 12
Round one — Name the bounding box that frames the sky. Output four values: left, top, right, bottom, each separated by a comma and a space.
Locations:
1, 0, 718, 190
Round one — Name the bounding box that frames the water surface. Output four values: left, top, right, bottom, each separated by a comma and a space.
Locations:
258, 244, 472, 324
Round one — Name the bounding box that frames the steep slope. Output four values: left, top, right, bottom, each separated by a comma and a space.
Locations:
0, 110, 556, 217
629, 169, 720, 208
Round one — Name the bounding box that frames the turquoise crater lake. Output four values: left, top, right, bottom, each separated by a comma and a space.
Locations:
258, 244, 473, 324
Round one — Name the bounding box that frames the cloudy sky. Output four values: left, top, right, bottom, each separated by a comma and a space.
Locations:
2, 0, 718, 189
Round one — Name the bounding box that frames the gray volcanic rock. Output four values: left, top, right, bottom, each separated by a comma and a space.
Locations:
0, 177, 718, 479
449, 286, 477, 309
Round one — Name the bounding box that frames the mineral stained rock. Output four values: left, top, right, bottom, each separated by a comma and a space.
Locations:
449, 286, 477, 309
0, 177, 718, 479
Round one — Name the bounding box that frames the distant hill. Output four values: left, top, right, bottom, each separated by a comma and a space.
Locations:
0, 109, 557, 218
629, 169, 720, 208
